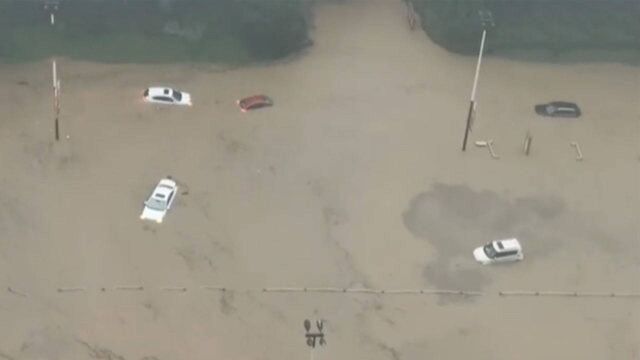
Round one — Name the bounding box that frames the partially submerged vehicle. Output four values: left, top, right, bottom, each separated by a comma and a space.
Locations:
140, 177, 178, 224
473, 238, 523, 265
534, 101, 581, 118
237, 95, 273, 112
143, 87, 192, 106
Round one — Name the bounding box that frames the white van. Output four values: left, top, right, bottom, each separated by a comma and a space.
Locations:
473, 238, 523, 265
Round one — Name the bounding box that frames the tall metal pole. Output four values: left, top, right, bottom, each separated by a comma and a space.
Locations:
55, 85, 60, 141
52, 60, 60, 141
48, 1, 61, 141
462, 29, 487, 151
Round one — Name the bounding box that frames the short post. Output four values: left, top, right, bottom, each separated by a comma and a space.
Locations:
570, 142, 583, 161
487, 139, 499, 159
523, 132, 532, 156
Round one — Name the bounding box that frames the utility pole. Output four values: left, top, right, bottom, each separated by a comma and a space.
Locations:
461, 10, 494, 151
46, 0, 61, 141
461, 29, 487, 151
52, 60, 60, 141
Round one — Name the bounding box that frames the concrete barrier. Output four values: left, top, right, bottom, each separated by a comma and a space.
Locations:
161, 287, 187, 292
499, 290, 640, 298
57, 287, 86, 292
114, 286, 144, 291
16, 284, 639, 299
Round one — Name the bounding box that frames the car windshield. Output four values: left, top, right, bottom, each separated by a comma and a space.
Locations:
483, 243, 497, 259
172, 90, 182, 101
145, 197, 167, 211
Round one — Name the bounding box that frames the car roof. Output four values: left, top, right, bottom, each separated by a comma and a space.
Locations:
548, 101, 578, 108
493, 238, 521, 251
146, 87, 175, 96
153, 185, 173, 198
159, 178, 176, 187
153, 179, 176, 196
241, 95, 269, 103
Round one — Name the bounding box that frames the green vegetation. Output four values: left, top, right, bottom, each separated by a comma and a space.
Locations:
0, 0, 312, 64
3, 0, 636, 64
410, 0, 640, 63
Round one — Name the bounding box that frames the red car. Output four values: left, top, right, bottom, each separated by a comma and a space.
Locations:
236, 95, 273, 112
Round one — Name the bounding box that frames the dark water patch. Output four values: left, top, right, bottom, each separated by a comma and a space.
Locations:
403, 184, 566, 259
402, 183, 610, 295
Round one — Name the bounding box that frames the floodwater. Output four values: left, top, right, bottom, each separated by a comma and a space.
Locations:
0, 1, 638, 359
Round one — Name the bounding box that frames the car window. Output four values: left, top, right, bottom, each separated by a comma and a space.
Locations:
483, 244, 497, 258
153, 96, 173, 103
166, 191, 174, 205
496, 250, 517, 258
173, 91, 182, 101
145, 197, 166, 211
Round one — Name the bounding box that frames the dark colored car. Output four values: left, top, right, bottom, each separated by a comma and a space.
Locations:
237, 95, 273, 112
534, 102, 581, 118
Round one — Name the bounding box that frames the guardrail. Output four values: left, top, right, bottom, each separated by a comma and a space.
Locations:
6, 286, 639, 299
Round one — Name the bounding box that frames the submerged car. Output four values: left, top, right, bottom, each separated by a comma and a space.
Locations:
140, 178, 178, 223
473, 238, 523, 265
534, 101, 581, 118
236, 95, 273, 112
143, 87, 192, 106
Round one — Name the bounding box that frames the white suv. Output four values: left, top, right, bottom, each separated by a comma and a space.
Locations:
143, 87, 192, 106
473, 238, 523, 265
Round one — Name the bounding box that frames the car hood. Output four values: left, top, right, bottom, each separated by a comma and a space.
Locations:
140, 206, 166, 223
180, 93, 192, 106
473, 247, 491, 264
534, 104, 547, 114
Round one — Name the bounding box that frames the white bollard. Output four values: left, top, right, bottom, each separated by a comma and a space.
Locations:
487, 139, 499, 159
570, 142, 583, 161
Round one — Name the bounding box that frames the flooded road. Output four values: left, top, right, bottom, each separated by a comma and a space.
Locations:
0, 1, 638, 359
